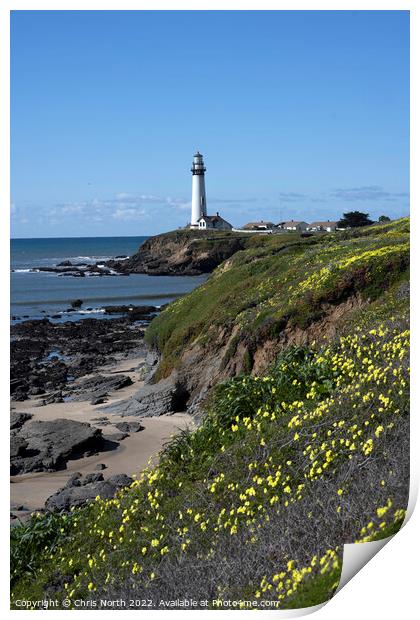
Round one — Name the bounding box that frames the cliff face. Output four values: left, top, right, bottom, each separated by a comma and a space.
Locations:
108, 229, 250, 276
144, 218, 409, 415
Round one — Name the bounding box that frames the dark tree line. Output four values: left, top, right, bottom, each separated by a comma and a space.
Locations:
337, 211, 391, 228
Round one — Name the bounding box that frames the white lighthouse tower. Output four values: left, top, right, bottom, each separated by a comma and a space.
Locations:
190, 151, 207, 228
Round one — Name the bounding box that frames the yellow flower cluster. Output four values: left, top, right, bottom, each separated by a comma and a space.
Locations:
295, 241, 408, 296
26, 319, 408, 607
255, 549, 341, 603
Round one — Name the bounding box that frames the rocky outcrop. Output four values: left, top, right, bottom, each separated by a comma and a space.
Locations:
107, 230, 248, 276
103, 305, 158, 320
10, 412, 32, 430
10, 419, 109, 475
68, 373, 133, 403
100, 371, 189, 417
11, 317, 146, 402
45, 473, 134, 512
15, 264, 120, 277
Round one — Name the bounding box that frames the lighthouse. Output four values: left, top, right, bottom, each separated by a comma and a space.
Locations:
188, 151, 233, 231
190, 151, 207, 228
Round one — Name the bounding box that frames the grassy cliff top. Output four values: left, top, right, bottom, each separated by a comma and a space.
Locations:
146, 218, 409, 378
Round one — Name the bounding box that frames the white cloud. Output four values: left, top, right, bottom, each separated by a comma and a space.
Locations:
112, 207, 147, 221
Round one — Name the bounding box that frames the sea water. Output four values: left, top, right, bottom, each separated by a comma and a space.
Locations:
11, 237, 206, 322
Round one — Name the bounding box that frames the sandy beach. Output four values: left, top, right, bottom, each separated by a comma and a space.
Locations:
11, 354, 195, 513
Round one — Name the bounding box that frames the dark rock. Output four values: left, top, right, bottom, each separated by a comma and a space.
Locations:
69, 374, 133, 402
115, 421, 145, 433
10, 411, 32, 430
10, 434, 29, 458
66, 472, 82, 488
70, 299, 83, 309
45, 481, 117, 512
114, 421, 131, 433
42, 391, 64, 405
103, 431, 129, 442
11, 316, 145, 404
61, 271, 86, 277
90, 396, 107, 405
128, 421, 145, 432
12, 388, 28, 402
101, 371, 189, 417
103, 305, 157, 316
10, 419, 105, 475
57, 260, 72, 267
45, 473, 134, 512
91, 416, 110, 423
108, 473, 133, 488
84, 472, 104, 484
95, 463, 107, 470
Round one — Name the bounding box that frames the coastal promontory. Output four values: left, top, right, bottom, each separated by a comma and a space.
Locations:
107, 229, 251, 276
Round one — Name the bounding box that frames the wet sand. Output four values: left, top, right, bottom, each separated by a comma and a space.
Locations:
11, 355, 195, 512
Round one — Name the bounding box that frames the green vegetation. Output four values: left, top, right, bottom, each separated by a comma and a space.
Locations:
337, 210, 373, 228
11, 218, 409, 609
146, 218, 409, 379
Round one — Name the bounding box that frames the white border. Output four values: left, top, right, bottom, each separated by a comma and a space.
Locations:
2, 2, 417, 619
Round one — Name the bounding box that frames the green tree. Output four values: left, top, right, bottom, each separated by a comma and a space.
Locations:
379, 215, 391, 222
338, 211, 373, 228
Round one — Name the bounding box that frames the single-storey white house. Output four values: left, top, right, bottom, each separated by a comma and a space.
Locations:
307, 221, 338, 232
198, 213, 233, 230
280, 220, 309, 232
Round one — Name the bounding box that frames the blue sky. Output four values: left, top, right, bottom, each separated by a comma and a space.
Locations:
11, 10, 409, 237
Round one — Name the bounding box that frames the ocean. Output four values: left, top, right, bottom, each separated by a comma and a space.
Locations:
11, 237, 206, 322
